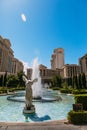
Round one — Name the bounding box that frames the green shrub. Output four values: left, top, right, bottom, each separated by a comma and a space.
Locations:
72, 89, 80, 94
68, 110, 87, 124
73, 89, 87, 94
52, 87, 59, 90
60, 88, 72, 93
79, 90, 87, 94
0, 91, 3, 94
0, 86, 25, 94
0, 87, 7, 94
75, 94, 87, 110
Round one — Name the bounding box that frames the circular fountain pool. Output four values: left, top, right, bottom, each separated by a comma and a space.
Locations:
7, 89, 62, 102
0, 90, 74, 122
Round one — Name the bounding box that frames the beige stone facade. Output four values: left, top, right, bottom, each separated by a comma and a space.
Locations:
39, 64, 60, 83
27, 64, 60, 83
62, 64, 80, 79
0, 36, 14, 72
51, 48, 64, 70
79, 54, 87, 79
12, 58, 24, 75
0, 36, 23, 75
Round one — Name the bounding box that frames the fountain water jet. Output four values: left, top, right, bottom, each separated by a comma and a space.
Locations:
31, 58, 42, 98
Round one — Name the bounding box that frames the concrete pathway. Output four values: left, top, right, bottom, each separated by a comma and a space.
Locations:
0, 120, 87, 130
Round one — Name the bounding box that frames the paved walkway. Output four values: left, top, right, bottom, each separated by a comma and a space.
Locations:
0, 120, 87, 130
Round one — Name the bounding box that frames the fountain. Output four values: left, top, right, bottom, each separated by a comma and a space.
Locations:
22, 58, 62, 114
0, 58, 74, 122
7, 58, 62, 103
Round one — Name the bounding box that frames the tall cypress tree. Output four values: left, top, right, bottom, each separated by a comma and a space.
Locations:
67, 78, 72, 87
72, 76, 78, 89
78, 74, 82, 89
3, 71, 7, 87
0, 75, 3, 86
72, 76, 76, 89
57, 75, 62, 88
75, 76, 78, 89
72, 76, 74, 88
69, 77, 72, 86
0, 76, 1, 86
1, 75, 3, 86
82, 73, 86, 89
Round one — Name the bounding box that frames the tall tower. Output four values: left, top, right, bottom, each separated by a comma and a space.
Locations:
51, 48, 64, 70
79, 54, 87, 75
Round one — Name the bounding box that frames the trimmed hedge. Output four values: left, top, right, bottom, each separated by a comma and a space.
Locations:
68, 110, 87, 125
75, 94, 87, 110
60, 88, 72, 94
60, 88, 87, 94
73, 89, 87, 94
0, 87, 7, 94
0, 86, 25, 94
52, 87, 59, 90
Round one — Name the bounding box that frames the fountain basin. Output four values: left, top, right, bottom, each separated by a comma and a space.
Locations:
0, 91, 74, 122
41, 96, 61, 102
7, 90, 62, 103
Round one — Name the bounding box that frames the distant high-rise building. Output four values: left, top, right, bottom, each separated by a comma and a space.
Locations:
51, 48, 64, 70
79, 54, 87, 79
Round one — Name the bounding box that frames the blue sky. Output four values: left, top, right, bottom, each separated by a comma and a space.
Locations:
0, 0, 87, 68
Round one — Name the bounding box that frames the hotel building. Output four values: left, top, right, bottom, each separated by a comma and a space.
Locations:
62, 64, 80, 79
79, 54, 87, 79
51, 48, 64, 70
27, 64, 60, 84
0, 36, 23, 75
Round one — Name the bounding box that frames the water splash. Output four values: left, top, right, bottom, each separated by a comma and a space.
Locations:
31, 58, 42, 98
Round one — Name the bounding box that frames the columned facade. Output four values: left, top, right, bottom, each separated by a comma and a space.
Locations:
62, 64, 80, 79
27, 64, 60, 84
12, 58, 24, 75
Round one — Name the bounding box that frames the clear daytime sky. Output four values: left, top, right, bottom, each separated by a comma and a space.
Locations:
0, 0, 87, 68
